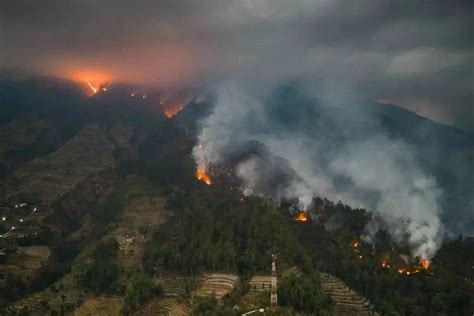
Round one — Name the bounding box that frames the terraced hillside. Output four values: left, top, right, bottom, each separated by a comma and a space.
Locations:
0, 246, 51, 283
73, 296, 123, 316
156, 276, 196, 298
111, 194, 168, 290
320, 272, 378, 316
4, 274, 90, 315
248, 275, 271, 292
194, 273, 239, 300
0, 118, 63, 176
1, 123, 116, 207
243, 266, 302, 311
133, 298, 189, 316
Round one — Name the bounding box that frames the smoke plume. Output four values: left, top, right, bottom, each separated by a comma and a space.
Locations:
193, 82, 444, 260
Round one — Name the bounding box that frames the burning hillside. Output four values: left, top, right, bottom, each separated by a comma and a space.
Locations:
196, 164, 212, 185
70, 70, 111, 96
295, 211, 308, 222
163, 103, 186, 118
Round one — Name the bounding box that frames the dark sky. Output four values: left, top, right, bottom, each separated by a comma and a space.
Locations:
1, 0, 473, 130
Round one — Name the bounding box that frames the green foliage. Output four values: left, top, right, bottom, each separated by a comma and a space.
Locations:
278, 272, 331, 314
122, 271, 163, 314
295, 216, 474, 315
92, 194, 124, 227
144, 156, 195, 188
191, 296, 238, 316
144, 193, 308, 276
77, 239, 119, 293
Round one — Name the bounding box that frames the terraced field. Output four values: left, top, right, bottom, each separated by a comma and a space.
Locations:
249, 275, 271, 292
1, 245, 52, 280
0, 118, 60, 172
108, 186, 167, 276
320, 273, 378, 316
2, 123, 116, 207
133, 298, 189, 316
5, 274, 90, 315
194, 273, 239, 300
156, 276, 193, 298
73, 296, 123, 316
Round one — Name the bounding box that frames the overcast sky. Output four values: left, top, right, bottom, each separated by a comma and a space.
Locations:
1, 0, 472, 130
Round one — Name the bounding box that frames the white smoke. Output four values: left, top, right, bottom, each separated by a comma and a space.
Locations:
193, 82, 444, 260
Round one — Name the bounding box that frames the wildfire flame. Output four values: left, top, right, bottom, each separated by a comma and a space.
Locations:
86, 80, 98, 94
196, 164, 212, 185
421, 259, 430, 270
397, 268, 420, 275
164, 103, 185, 118
295, 211, 308, 222
70, 70, 111, 96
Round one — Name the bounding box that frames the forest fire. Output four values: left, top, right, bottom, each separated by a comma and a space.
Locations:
196, 164, 212, 185
295, 211, 308, 222
86, 80, 98, 94
71, 70, 111, 96
397, 268, 420, 276
381, 260, 390, 268
164, 103, 186, 118
421, 259, 430, 270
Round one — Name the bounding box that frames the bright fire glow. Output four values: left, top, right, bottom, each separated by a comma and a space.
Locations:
421, 259, 430, 270
295, 211, 308, 222
86, 80, 98, 94
164, 103, 185, 118
381, 260, 390, 268
70, 70, 111, 96
196, 164, 212, 185
397, 268, 420, 275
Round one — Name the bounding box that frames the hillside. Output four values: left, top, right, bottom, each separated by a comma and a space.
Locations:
0, 79, 472, 315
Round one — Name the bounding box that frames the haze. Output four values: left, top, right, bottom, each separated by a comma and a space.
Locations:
1, 0, 473, 130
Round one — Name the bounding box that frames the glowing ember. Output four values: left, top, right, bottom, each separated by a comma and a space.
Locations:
295, 211, 308, 222
70, 70, 111, 96
86, 80, 98, 94
164, 103, 186, 118
421, 259, 430, 270
196, 164, 212, 185
381, 260, 390, 268
352, 242, 360, 248
397, 268, 420, 275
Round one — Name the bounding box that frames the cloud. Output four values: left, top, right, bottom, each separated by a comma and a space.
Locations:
387, 48, 466, 75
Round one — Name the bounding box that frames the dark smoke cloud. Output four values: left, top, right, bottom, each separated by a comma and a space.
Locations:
1, 0, 473, 129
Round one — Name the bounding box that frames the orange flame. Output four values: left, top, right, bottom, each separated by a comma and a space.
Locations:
381, 260, 390, 268
397, 268, 420, 275
196, 164, 212, 185
163, 103, 186, 118
421, 259, 430, 270
295, 211, 308, 222
70, 71, 111, 96
86, 80, 98, 94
